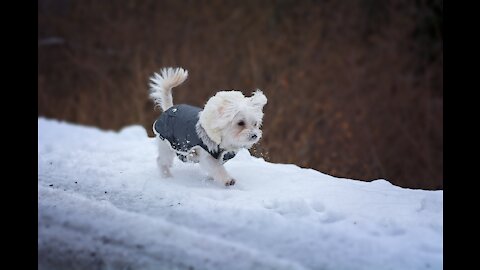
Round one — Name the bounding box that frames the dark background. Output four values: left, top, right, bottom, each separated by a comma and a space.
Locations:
38, 0, 443, 189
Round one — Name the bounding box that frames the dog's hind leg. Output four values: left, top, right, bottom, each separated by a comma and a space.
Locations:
156, 138, 175, 178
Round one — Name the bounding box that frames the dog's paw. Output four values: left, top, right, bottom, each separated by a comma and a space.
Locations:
161, 172, 173, 178
225, 179, 236, 186
160, 167, 173, 178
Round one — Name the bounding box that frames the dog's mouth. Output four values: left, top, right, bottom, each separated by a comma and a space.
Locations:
243, 139, 258, 149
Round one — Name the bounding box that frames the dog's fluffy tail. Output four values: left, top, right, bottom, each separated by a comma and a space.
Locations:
149, 67, 188, 111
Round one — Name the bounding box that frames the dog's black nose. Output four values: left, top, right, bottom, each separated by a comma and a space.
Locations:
250, 134, 258, 140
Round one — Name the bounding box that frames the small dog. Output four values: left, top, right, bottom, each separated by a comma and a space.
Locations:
149, 67, 267, 186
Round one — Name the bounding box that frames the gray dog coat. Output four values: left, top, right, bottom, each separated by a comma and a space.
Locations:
153, 104, 236, 163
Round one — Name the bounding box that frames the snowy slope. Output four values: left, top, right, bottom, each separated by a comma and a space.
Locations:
38, 118, 443, 270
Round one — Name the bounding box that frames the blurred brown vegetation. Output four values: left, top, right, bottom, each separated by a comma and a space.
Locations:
38, 0, 443, 189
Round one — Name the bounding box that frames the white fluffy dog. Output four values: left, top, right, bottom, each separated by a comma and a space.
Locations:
149, 67, 267, 186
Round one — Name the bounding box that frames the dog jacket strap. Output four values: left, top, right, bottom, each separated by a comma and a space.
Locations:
221, 151, 236, 162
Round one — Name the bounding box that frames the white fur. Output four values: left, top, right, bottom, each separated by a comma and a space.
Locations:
149, 67, 188, 111
156, 139, 175, 178
149, 67, 267, 186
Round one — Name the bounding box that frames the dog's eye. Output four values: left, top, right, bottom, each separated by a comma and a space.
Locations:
238, 121, 245, 127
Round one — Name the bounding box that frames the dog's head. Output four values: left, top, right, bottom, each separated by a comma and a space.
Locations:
199, 90, 267, 150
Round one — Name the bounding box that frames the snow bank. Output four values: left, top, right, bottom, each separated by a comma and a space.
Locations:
38, 118, 443, 270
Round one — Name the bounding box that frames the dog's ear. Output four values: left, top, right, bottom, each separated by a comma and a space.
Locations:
249, 89, 267, 111
199, 91, 244, 144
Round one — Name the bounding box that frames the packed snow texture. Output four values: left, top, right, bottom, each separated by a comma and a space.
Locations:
38, 118, 443, 270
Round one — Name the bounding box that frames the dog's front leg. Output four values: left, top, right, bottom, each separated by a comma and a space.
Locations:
198, 150, 235, 186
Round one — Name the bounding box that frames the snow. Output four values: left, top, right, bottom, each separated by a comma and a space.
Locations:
38, 118, 443, 270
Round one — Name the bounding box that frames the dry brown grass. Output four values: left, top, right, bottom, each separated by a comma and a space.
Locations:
38, 0, 443, 189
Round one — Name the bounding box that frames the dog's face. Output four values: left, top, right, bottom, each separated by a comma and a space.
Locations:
199, 90, 267, 150
221, 108, 263, 148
